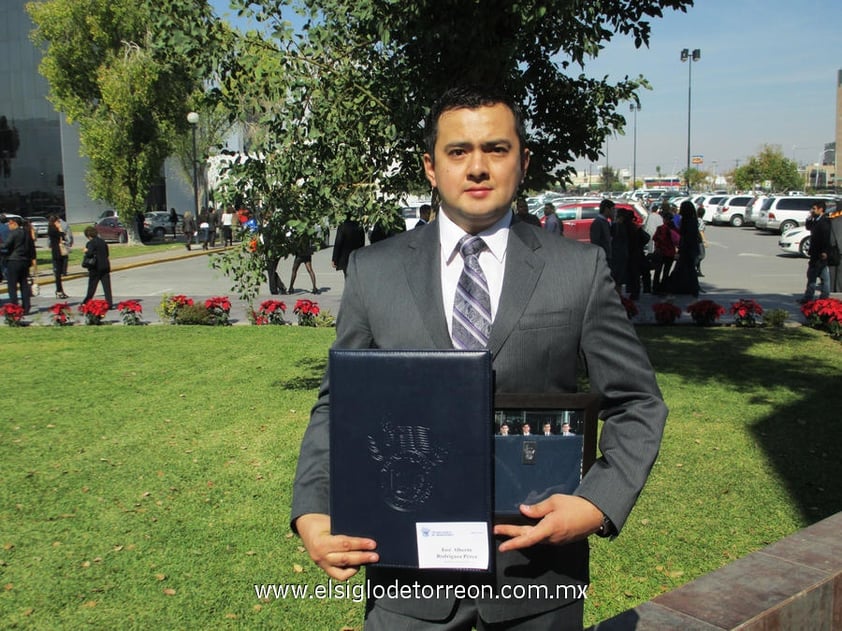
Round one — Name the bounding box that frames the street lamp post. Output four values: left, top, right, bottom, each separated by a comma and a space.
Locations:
630, 103, 640, 192
680, 48, 700, 194
187, 112, 200, 225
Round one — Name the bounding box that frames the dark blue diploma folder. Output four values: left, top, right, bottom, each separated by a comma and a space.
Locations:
329, 349, 493, 570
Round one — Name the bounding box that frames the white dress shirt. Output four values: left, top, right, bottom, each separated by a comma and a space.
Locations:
438, 209, 511, 339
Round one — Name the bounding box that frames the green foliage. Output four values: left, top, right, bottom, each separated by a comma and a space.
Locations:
27, 0, 212, 239
763, 308, 789, 328
732, 145, 801, 192
209, 235, 268, 303
153, 0, 693, 239
172, 303, 212, 325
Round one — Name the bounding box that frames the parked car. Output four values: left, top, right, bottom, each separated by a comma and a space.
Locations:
144, 211, 181, 240
25, 215, 50, 237
754, 196, 837, 234
548, 200, 647, 243
778, 226, 811, 258
700, 195, 728, 220
95, 217, 128, 243
743, 195, 768, 227
710, 195, 753, 227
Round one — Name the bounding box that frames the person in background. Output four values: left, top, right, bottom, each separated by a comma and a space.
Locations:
332, 214, 366, 277
696, 206, 708, 277
515, 198, 541, 227
182, 211, 196, 251
288, 235, 320, 295
220, 206, 235, 246
798, 200, 832, 304
414, 204, 432, 229
47, 215, 69, 299
589, 198, 615, 258
665, 201, 701, 297
543, 202, 561, 235
652, 211, 679, 294
2, 215, 32, 313
81, 225, 113, 308
169, 207, 179, 239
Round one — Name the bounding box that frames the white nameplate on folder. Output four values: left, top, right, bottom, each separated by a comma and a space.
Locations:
415, 522, 490, 570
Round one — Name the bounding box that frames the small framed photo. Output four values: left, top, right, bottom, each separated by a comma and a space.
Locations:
493, 393, 600, 521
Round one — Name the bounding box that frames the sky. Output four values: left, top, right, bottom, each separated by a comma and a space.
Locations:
210, 0, 841, 180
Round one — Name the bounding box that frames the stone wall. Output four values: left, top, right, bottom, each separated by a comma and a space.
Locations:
591, 512, 842, 630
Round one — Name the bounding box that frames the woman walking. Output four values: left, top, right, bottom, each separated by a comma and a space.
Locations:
81, 225, 113, 308
47, 215, 69, 298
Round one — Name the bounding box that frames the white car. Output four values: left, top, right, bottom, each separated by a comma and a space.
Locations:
778, 226, 811, 258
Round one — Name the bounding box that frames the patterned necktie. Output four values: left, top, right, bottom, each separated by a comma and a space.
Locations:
452, 235, 492, 349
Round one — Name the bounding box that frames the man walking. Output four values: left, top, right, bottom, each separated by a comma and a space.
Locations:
543, 202, 562, 235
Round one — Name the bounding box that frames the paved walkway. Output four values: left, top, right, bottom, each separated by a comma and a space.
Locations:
2, 241, 825, 326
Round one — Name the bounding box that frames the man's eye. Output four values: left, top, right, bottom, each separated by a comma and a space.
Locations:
449, 148, 466, 157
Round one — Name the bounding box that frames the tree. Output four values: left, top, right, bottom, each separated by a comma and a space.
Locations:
678, 167, 708, 191
732, 145, 801, 192
27, 0, 217, 242
154, 0, 694, 293
600, 165, 622, 192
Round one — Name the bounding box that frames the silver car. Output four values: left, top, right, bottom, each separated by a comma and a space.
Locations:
28, 215, 50, 237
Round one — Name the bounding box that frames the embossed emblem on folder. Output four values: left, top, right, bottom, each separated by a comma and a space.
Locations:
368, 422, 448, 511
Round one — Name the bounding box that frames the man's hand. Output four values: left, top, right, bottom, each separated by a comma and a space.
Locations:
295, 513, 379, 580
493, 495, 604, 552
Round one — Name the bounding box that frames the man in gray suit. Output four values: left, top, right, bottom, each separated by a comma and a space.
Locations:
291, 86, 667, 629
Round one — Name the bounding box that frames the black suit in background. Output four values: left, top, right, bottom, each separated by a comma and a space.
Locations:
82, 235, 113, 307
331, 218, 365, 276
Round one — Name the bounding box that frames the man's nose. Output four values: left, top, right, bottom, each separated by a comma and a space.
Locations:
467, 152, 489, 179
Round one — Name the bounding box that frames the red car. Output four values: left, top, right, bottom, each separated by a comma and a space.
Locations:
541, 201, 648, 243
95, 217, 128, 243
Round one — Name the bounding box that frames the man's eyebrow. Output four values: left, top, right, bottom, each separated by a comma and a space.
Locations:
442, 139, 514, 150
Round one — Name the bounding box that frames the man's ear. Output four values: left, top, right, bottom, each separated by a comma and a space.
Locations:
423, 153, 437, 189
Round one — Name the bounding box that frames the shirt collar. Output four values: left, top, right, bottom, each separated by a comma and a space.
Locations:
439, 209, 512, 264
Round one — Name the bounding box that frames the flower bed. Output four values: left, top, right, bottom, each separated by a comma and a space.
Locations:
800, 298, 842, 339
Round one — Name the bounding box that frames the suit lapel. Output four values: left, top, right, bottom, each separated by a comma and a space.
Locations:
488, 222, 544, 355
403, 225, 453, 348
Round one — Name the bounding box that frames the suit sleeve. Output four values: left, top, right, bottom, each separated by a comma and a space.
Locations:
573, 247, 667, 534
290, 251, 374, 528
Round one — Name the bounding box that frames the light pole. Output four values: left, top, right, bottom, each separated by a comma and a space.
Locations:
187, 112, 200, 223
630, 103, 640, 192
680, 48, 700, 194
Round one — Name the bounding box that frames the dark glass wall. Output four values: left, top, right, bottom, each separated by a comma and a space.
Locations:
0, 1, 65, 218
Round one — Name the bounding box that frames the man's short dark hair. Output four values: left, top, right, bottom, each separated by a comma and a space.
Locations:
424, 86, 527, 159
599, 199, 615, 215
814, 200, 826, 211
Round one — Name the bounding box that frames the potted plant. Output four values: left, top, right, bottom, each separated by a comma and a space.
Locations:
49, 302, 74, 326
79, 299, 111, 325
293, 299, 320, 327
2, 303, 25, 327
250, 299, 288, 325
686, 299, 725, 326
117, 300, 144, 326
730, 298, 763, 327
204, 296, 232, 326
652, 302, 682, 325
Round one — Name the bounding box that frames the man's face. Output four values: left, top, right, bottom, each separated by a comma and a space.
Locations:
424, 103, 529, 234
812, 204, 824, 217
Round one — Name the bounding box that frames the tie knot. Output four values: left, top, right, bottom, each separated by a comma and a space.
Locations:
458, 235, 487, 259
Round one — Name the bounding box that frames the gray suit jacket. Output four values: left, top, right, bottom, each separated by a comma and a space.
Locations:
291, 217, 667, 623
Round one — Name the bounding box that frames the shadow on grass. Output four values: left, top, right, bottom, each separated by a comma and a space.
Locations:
639, 326, 842, 525
273, 356, 327, 391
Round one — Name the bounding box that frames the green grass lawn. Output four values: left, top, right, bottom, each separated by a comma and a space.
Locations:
1, 325, 840, 629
